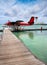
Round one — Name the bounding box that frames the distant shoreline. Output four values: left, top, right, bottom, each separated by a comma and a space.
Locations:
34, 24, 47, 25
0, 24, 47, 25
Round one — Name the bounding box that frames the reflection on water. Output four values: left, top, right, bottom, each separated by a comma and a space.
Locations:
28, 32, 34, 39
13, 31, 47, 63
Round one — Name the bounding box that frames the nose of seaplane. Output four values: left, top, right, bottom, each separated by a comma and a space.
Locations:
5, 20, 11, 25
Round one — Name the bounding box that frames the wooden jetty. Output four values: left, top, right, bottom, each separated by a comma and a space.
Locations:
0, 29, 45, 65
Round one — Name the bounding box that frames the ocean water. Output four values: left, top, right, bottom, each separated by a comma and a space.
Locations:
20, 25, 47, 29
13, 25, 47, 63
0, 24, 3, 30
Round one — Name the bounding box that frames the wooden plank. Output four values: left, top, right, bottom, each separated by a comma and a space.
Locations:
0, 29, 45, 65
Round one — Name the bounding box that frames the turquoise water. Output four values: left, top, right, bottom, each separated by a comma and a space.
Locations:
20, 25, 47, 29
13, 25, 47, 63
0, 24, 3, 30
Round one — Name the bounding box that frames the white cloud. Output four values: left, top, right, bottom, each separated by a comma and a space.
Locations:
0, 0, 16, 8
0, 0, 47, 24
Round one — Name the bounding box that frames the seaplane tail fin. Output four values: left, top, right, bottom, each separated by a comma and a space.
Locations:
28, 17, 34, 25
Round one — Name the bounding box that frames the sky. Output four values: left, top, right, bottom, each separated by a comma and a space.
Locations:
0, 0, 47, 24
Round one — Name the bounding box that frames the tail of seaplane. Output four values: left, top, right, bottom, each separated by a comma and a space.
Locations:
19, 16, 36, 25
28, 17, 34, 25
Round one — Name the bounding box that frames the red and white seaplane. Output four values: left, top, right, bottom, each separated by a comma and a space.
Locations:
4, 16, 38, 31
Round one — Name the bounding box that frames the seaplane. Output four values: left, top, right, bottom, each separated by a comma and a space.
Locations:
3, 16, 38, 31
